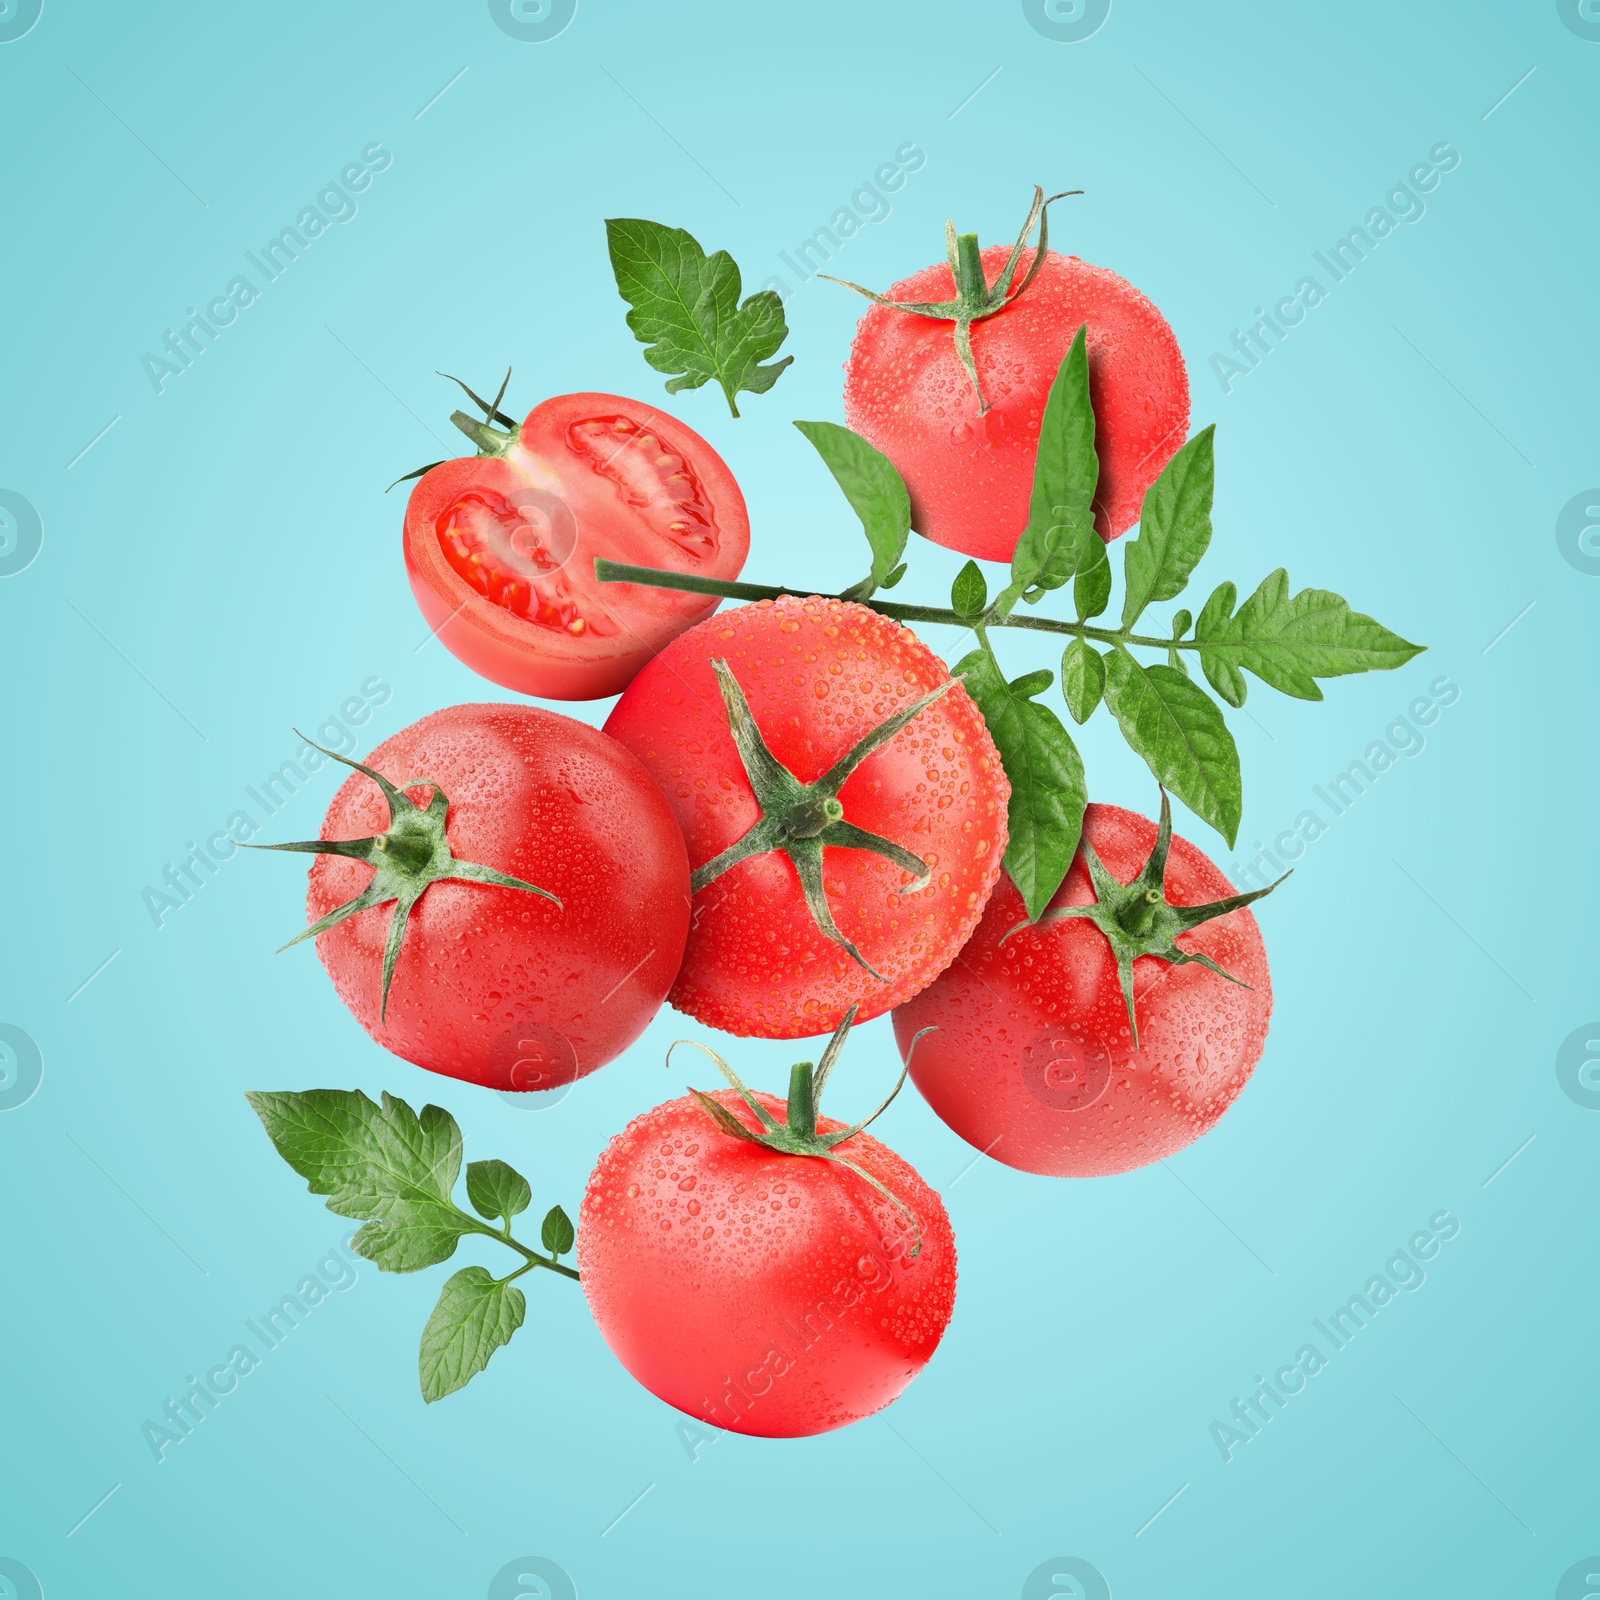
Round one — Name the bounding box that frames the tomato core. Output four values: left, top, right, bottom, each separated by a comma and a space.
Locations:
565, 414, 721, 557
436, 488, 599, 635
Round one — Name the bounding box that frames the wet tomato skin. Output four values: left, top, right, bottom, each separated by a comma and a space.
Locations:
403, 393, 749, 701
891, 804, 1271, 1177
578, 1090, 957, 1438
843, 248, 1189, 562
306, 703, 689, 1087
603, 596, 1010, 1038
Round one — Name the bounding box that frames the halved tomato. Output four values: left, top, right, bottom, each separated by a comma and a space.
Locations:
403, 392, 750, 700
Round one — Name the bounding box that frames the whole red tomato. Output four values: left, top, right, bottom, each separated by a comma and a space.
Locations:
892, 798, 1274, 1177
265, 703, 689, 1088
403, 389, 749, 700
841, 234, 1188, 562
603, 596, 1009, 1038
579, 1073, 956, 1438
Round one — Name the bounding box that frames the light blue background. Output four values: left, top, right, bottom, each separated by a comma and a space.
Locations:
2, 3, 1595, 1597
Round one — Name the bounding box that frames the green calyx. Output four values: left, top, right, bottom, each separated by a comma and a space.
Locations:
693, 658, 955, 981
385, 368, 520, 492
674, 1005, 937, 1256
1004, 789, 1287, 1048
246, 734, 559, 1020
821, 184, 1081, 415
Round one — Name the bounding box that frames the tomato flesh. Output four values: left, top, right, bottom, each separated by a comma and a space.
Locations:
892, 804, 1271, 1176
579, 1090, 957, 1437
436, 487, 597, 635
403, 394, 749, 701
565, 413, 720, 556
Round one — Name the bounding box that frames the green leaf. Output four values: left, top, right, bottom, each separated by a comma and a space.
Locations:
1008, 668, 1054, 699
950, 559, 988, 617
1073, 530, 1112, 623
540, 1204, 575, 1256
1101, 655, 1242, 845
465, 1159, 531, 1225
1060, 639, 1105, 724
881, 562, 907, 589
605, 218, 792, 418
954, 648, 1088, 921
1192, 569, 1425, 701
1009, 327, 1099, 604
1169, 607, 1195, 674
245, 1089, 470, 1273
1196, 582, 1247, 704
794, 421, 911, 598
1200, 651, 1247, 706
1121, 426, 1216, 629
418, 1266, 526, 1403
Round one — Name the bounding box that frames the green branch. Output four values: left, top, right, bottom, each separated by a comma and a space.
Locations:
592, 559, 1181, 650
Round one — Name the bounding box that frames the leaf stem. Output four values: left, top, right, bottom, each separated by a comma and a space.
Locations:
593, 560, 1187, 651
465, 1214, 580, 1281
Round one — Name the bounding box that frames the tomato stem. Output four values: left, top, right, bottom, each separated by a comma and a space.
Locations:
952, 231, 988, 302
818, 185, 1082, 413
593, 559, 1188, 652
243, 733, 560, 1020
686, 658, 946, 979
670, 1014, 935, 1257
486, 1222, 581, 1282
787, 1061, 818, 1139
450, 411, 516, 457
998, 789, 1288, 1046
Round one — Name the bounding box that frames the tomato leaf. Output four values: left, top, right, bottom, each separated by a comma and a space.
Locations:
1100, 655, 1242, 846
605, 218, 792, 418
954, 647, 1087, 921
1008, 667, 1055, 700
1121, 426, 1215, 629
1198, 646, 1247, 706
1007, 326, 1100, 612
1167, 608, 1195, 676
540, 1204, 576, 1256
418, 1266, 526, 1404
1192, 570, 1425, 703
1060, 638, 1105, 724
245, 1089, 470, 1273
249, 1090, 578, 1402
950, 560, 988, 617
1073, 533, 1112, 622
794, 420, 911, 599
465, 1158, 531, 1225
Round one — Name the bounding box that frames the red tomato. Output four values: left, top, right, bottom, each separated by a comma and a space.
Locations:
403, 393, 749, 700
892, 803, 1272, 1177
842, 249, 1189, 562
579, 1088, 956, 1437
603, 596, 1009, 1038
289, 703, 689, 1088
